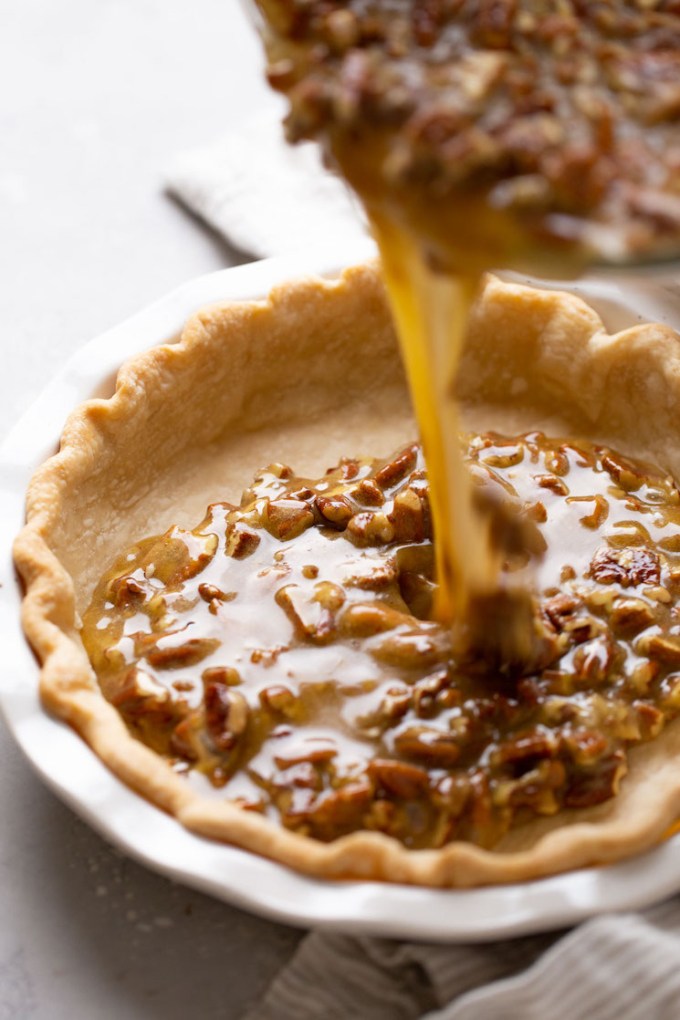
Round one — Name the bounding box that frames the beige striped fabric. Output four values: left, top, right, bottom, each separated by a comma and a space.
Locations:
245, 897, 680, 1020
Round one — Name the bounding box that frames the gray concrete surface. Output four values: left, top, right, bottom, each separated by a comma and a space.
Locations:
0, 2, 302, 1016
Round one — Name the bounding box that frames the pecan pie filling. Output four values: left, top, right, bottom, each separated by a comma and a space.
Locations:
82, 432, 680, 849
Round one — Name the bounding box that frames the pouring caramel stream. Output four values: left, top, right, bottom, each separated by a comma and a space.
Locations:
371, 218, 494, 619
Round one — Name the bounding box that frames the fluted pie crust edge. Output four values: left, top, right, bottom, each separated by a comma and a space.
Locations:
14, 261, 680, 887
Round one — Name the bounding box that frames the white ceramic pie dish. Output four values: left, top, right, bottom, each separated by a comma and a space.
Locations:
3, 240, 680, 942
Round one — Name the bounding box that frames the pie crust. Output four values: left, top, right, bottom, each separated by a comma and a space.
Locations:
15, 261, 680, 887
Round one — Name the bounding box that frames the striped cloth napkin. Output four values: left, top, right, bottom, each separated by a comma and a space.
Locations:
167, 113, 680, 1020
245, 900, 680, 1019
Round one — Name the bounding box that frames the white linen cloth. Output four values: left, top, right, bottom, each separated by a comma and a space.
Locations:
166, 103, 367, 259
167, 112, 680, 1020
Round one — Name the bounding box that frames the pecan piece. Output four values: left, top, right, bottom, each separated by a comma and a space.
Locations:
203, 682, 249, 753
369, 759, 429, 800
202, 666, 242, 687
274, 742, 337, 768
468, 0, 515, 48
346, 511, 395, 545
601, 451, 645, 491
560, 729, 610, 767
543, 593, 581, 631
226, 522, 261, 559
263, 498, 315, 540
345, 560, 398, 591
564, 751, 627, 809
535, 473, 568, 496
339, 602, 408, 637
260, 684, 297, 716
315, 494, 353, 528
589, 546, 660, 588
276, 584, 337, 643
567, 494, 609, 529
492, 729, 558, 769
608, 597, 655, 635
301, 780, 374, 839
351, 478, 384, 506
108, 666, 169, 711
572, 637, 617, 685
374, 445, 418, 490
393, 726, 463, 767
387, 487, 427, 543
145, 637, 219, 670
198, 583, 236, 604
109, 575, 147, 607
637, 632, 680, 667
633, 701, 664, 740
370, 627, 448, 668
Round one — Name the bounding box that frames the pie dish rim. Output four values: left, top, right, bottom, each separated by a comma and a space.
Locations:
5, 240, 680, 935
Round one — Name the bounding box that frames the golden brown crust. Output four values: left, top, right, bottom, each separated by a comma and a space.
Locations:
14, 261, 680, 886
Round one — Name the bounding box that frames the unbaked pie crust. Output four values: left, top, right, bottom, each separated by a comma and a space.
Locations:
15, 261, 680, 887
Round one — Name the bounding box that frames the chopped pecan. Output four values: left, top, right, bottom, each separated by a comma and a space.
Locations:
413, 668, 451, 717
637, 632, 680, 667
346, 510, 395, 545
560, 729, 610, 767
202, 666, 242, 687
276, 584, 336, 643
345, 560, 398, 591
543, 593, 581, 631
472, 0, 516, 49
108, 666, 169, 710
198, 583, 236, 604
492, 729, 558, 769
315, 493, 353, 528
339, 602, 407, 637
260, 684, 297, 716
276, 762, 323, 791
274, 742, 337, 768
145, 637, 219, 670
263, 499, 315, 540
589, 546, 661, 588
659, 673, 680, 711
544, 449, 569, 476
572, 637, 617, 685
567, 494, 609, 530
496, 760, 566, 814
299, 780, 374, 839
564, 751, 627, 809
369, 758, 429, 799
313, 580, 346, 612
369, 627, 449, 669
387, 488, 427, 543
608, 597, 655, 635
226, 522, 261, 559
374, 445, 418, 490
633, 701, 664, 740
535, 473, 569, 496
393, 726, 463, 767
601, 451, 645, 491
109, 574, 147, 607
203, 682, 249, 753
337, 458, 360, 481
352, 479, 385, 506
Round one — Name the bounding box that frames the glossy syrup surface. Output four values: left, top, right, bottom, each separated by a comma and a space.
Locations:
82, 433, 680, 849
